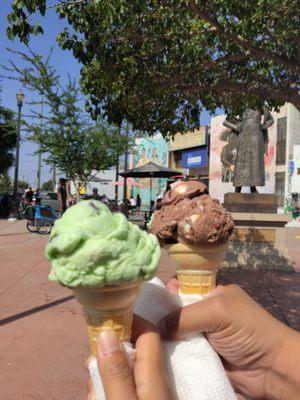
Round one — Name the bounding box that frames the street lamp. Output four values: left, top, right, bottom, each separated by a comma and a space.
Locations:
13, 91, 25, 211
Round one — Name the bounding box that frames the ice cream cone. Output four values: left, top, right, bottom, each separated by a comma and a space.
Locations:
72, 281, 143, 355
166, 242, 228, 295
177, 269, 216, 295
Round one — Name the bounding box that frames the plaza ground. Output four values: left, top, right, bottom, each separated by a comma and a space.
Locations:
1, 220, 300, 400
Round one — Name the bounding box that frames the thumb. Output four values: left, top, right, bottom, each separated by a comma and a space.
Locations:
96, 330, 137, 400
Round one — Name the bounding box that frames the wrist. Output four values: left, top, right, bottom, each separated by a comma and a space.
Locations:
265, 329, 300, 400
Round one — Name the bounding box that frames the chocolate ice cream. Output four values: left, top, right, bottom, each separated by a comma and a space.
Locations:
151, 181, 234, 246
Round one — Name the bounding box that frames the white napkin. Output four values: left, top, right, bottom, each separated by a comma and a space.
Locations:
89, 278, 236, 400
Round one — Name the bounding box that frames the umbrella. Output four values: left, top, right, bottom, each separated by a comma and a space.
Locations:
114, 178, 142, 187
90, 176, 111, 183
120, 162, 180, 205
120, 162, 180, 178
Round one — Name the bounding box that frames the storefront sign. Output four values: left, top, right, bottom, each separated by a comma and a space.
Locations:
169, 127, 207, 151
182, 147, 208, 168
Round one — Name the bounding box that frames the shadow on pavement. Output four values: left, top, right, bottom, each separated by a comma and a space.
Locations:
0, 294, 74, 327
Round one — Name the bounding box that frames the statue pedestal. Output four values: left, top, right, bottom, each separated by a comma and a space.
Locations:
221, 200, 294, 271
224, 193, 277, 213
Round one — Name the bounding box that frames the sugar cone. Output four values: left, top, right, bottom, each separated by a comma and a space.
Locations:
72, 281, 143, 356
177, 269, 216, 295
166, 242, 228, 295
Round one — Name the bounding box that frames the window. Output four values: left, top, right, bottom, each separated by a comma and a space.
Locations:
173, 151, 182, 169
275, 172, 285, 207
276, 117, 287, 165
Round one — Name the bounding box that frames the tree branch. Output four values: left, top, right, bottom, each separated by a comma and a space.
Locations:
183, 78, 300, 111
47, 0, 89, 9
188, 0, 300, 73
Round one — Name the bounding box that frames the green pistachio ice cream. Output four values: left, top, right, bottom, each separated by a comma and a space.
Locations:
45, 200, 160, 287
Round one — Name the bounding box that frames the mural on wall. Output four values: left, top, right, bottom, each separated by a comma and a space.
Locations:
209, 114, 277, 203
132, 134, 169, 206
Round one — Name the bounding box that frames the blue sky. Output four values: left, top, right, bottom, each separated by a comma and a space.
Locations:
1, 2, 82, 186
1, 2, 219, 187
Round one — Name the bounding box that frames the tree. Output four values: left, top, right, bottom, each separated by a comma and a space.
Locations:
41, 180, 54, 191
1, 47, 128, 190
6, 0, 300, 135
0, 172, 12, 192
18, 180, 30, 191
0, 84, 16, 174
39, 77, 128, 186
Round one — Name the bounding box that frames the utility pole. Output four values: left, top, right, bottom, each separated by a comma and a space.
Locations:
52, 165, 56, 191
37, 94, 44, 189
13, 91, 25, 206
115, 125, 121, 203
123, 123, 130, 202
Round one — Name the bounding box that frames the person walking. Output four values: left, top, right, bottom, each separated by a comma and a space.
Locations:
57, 178, 67, 215
91, 188, 101, 201
136, 194, 141, 213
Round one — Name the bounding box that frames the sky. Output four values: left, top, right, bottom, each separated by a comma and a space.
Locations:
1, 2, 82, 186
1, 1, 221, 187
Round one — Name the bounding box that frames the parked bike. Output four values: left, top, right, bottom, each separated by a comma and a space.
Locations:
26, 204, 57, 235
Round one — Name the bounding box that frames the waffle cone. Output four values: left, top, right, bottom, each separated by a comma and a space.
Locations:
177, 269, 216, 295
72, 281, 143, 355
166, 242, 228, 295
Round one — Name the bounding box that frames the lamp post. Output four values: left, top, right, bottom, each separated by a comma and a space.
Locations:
13, 91, 25, 207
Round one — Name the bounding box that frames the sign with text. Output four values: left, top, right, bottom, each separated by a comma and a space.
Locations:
182, 147, 208, 168
169, 127, 207, 151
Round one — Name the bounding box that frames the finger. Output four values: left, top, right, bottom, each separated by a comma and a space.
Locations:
87, 378, 96, 400
131, 314, 157, 343
158, 294, 223, 340
96, 330, 137, 400
84, 355, 94, 371
165, 278, 180, 294
134, 329, 172, 400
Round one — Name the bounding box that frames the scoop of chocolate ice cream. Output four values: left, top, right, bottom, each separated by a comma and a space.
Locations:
177, 195, 234, 245
151, 181, 234, 246
162, 180, 208, 206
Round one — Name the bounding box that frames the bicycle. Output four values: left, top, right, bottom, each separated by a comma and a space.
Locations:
26, 204, 57, 235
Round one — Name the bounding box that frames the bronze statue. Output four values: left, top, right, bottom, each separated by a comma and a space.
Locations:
223, 109, 274, 193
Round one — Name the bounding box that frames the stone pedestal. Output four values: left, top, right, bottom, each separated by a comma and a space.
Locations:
224, 193, 277, 213
221, 211, 295, 271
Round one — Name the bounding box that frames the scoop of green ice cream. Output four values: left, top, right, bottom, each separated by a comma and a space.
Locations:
46, 200, 160, 287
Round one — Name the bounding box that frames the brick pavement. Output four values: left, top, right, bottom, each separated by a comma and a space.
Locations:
0, 219, 299, 400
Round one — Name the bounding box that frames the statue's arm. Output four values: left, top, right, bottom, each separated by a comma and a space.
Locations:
221, 146, 231, 167
223, 119, 238, 131
263, 111, 274, 129
260, 110, 273, 152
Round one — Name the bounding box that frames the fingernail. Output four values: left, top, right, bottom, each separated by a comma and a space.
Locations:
98, 329, 120, 357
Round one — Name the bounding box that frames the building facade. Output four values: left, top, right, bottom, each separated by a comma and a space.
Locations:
131, 133, 169, 205
168, 126, 210, 186
274, 103, 300, 211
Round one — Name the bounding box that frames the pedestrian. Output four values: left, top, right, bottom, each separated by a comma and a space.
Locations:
150, 200, 155, 213
34, 188, 42, 205
57, 178, 67, 215
136, 194, 141, 214
24, 187, 34, 204
91, 187, 101, 201
130, 196, 136, 209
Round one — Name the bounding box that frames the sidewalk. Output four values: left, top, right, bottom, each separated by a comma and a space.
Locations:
0, 220, 299, 400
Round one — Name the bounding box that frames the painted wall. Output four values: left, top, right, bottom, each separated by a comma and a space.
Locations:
209, 114, 277, 203
132, 134, 169, 206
